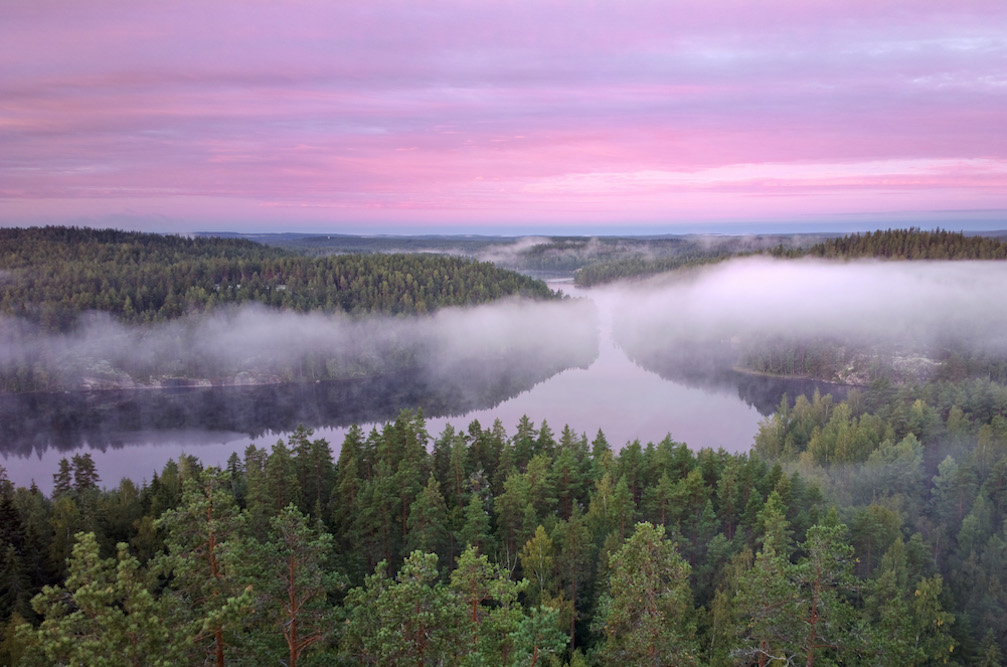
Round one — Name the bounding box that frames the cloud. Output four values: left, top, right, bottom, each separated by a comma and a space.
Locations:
2, 1, 1007, 229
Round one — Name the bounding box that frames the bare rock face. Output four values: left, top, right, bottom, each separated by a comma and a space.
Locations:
890, 354, 940, 383
831, 349, 938, 386
831, 349, 940, 386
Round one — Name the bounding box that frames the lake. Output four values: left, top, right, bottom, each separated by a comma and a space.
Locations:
0, 281, 843, 492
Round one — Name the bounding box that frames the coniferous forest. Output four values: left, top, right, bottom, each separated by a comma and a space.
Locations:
574, 227, 1007, 286
0, 227, 564, 394
0, 226, 554, 332
2, 376, 1006, 665
0, 227, 1006, 664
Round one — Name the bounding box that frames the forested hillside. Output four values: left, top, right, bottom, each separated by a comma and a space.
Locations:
2, 371, 1006, 664
0, 227, 567, 393
0, 227, 555, 332
573, 253, 728, 287
569, 234, 814, 287
782, 227, 1007, 260
572, 227, 1007, 287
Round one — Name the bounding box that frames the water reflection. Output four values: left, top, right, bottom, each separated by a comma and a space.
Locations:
2, 281, 848, 491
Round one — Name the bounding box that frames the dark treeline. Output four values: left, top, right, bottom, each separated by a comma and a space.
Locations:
502, 237, 710, 276
777, 227, 1007, 261
569, 234, 836, 287
3, 373, 1006, 664
0, 227, 555, 332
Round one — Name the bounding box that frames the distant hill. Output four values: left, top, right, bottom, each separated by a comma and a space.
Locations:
0, 226, 557, 332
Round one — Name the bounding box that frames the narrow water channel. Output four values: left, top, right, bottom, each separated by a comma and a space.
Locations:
2, 281, 784, 491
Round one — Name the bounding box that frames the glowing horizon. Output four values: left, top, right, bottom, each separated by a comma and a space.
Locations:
2, 0, 1006, 234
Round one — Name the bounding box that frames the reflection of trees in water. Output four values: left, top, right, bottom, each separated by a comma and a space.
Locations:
733, 372, 849, 415
620, 341, 848, 416
0, 350, 595, 457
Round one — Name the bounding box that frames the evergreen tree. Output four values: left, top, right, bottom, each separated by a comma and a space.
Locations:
791, 523, 860, 665
519, 525, 555, 607
252, 504, 339, 667
343, 551, 463, 665
154, 468, 254, 666
22, 532, 179, 666
594, 522, 698, 665
449, 545, 527, 664
405, 475, 451, 567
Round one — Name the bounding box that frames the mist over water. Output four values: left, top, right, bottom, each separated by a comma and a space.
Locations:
0, 295, 598, 390
1, 279, 763, 491
615, 257, 1007, 352
314, 280, 768, 465
7, 257, 1001, 492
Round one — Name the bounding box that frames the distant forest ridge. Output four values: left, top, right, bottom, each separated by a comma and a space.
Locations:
793, 227, 1007, 260
3, 226, 1005, 329
193, 229, 831, 286
0, 226, 556, 332
577, 227, 1007, 286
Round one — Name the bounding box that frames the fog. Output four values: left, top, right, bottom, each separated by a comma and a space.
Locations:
0, 296, 598, 392
473, 236, 553, 265
5, 255, 1006, 394
10, 256, 1006, 490
609, 257, 1007, 383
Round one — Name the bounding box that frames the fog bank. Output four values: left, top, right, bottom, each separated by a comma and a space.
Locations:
0, 297, 598, 392
609, 257, 1007, 383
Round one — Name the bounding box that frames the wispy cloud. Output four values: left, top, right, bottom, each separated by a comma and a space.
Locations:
2, 0, 1005, 232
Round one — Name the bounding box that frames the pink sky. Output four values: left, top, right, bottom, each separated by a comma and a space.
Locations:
2, 0, 1006, 234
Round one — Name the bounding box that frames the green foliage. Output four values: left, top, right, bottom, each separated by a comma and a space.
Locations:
341, 551, 463, 665
593, 522, 699, 665
153, 468, 255, 665
22, 532, 179, 666
801, 227, 1007, 261
0, 226, 555, 331
252, 504, 340, 666
3, 382, 1007, 663
574, 253, 729, 287
0, 226, 561, 392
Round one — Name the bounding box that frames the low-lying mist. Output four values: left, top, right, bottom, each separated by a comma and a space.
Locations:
0, 297, 599, 394
609, 257, 1007, 385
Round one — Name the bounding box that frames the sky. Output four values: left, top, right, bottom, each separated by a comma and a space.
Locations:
2, 0, 1006, 235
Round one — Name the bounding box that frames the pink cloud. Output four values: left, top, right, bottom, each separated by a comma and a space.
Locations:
2, 0, 1006, 231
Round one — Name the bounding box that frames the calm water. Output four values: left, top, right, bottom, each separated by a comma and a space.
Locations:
1, 282, 840, 492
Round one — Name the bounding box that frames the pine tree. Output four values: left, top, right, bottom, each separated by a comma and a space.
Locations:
23, 532, 180, 666
506, 605, 568, 667
449, 545, 527, 664
552, 506, 594, 649
253, 504, 339, 667
791, 523, 860, 665
343, 551, 463, 665
594, 522, 699, 665
405, 475, 451, 566
154, 468, 254, 666
51, 459, 72, 499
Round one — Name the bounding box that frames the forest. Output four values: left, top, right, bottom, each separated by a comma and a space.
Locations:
0, 227, 565, 393
574, 227, 1007, 286
798, 228, 1007, 261
0, 226, 555, 332
1, 226, 1006, 664
2, 363, 1006, 665
197, 229, 826, 286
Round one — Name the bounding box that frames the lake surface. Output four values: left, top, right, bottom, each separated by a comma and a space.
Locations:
1, 281, 842, 492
